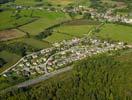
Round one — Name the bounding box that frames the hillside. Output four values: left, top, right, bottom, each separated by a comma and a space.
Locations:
0, 50, 132, 100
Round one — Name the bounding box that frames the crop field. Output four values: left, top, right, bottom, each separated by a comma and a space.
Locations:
45, 32, 73, 43
0, 29, 25, 41
96, 23, 132, 43
19, 10, 70, 35
0, 51, 21, 73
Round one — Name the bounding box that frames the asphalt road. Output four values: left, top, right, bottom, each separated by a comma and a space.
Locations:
0, 67, 72, 94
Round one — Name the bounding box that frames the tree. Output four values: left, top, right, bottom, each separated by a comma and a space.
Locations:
0, 0, 15, 4
83, 13, 91, 19
68, 12, 76, 19
0, 58, 6, 67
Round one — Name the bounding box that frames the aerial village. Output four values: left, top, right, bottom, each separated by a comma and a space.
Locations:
13, 4, 132, 24
2, 37, 129, 77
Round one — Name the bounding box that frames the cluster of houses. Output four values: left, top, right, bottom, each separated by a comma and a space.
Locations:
2, 37, 128, 78
89, 10, 132, 24
62, 5, 132, 24
7, 3, 132, 24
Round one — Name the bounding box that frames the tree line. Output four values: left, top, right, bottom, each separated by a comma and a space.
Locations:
36, 20, 71, 40
0, 42, 38, 56
0, 0, 15, 4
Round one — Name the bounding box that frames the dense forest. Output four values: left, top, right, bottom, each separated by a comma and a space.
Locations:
0, 53, 131, 100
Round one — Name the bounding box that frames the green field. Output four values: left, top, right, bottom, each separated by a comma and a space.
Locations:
5, 37, 52, 49
0, 10, 35, 31
0, 51, 21, 73
45, 32, 73, 43
44, 20, 100, 43
15, 0, 38, 6
96, 23, 132, 43
19, 10, 70, 35
21, 38, 51, 49
55, 25, 96, 37
14, 0, 74, 6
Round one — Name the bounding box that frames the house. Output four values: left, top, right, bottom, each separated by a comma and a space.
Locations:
32, 54, 38, 59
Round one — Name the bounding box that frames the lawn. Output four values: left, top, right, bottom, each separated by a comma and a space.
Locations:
0, 51, 21, 73
45, 32, 73, 43
96, 23, 132, 43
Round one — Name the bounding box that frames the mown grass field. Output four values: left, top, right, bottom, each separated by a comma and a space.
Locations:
0, 51, 21, 73
96, 23, 132, 43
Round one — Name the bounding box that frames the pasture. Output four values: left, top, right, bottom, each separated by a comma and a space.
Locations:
19, 10, 70, 35
0, 51, 21, 73
0, 10, 35, 31
5, 38, 52, 49
45, 19, 100, 43
15, 0, 74, 6
21, 38, 51, 49
45, 32, 73, 43
47, 0, 74, 6
96, 23, 132, 43
55, 25, 97, 37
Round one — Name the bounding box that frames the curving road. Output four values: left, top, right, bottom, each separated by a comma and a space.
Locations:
0, 66, 72, 94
